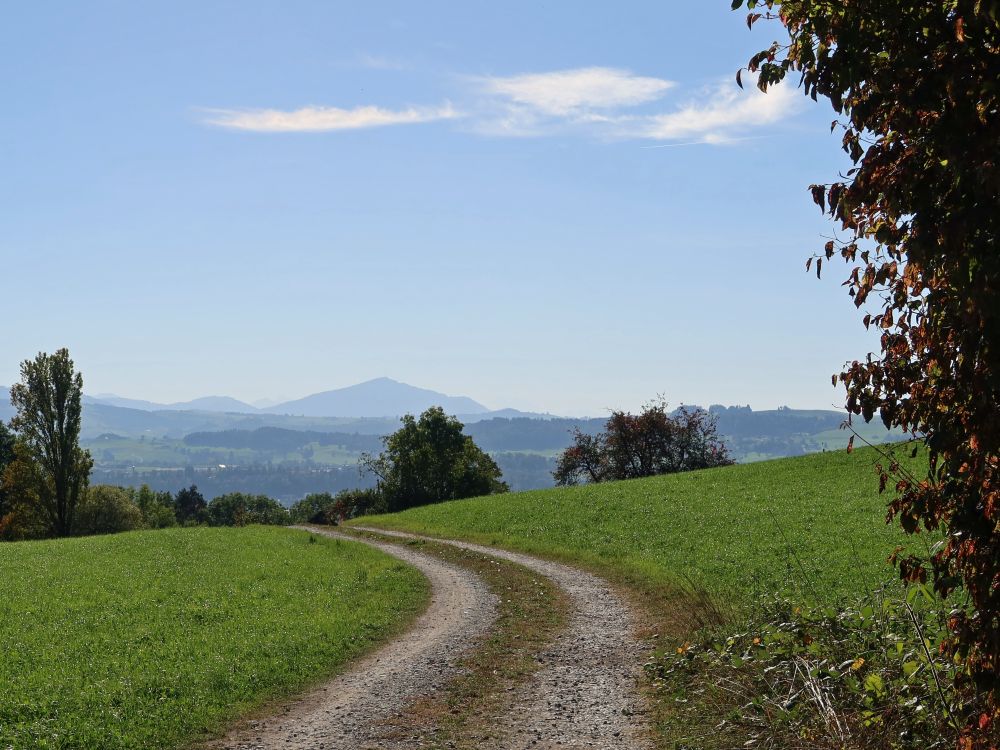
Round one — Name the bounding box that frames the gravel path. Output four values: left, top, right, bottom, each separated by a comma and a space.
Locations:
353, 527, 654, 750
209, 526, 497, 750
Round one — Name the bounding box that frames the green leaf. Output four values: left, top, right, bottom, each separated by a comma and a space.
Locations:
864, 673, 885, 695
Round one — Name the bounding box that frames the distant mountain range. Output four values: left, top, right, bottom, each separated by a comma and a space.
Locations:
0, 379, 545, 438
4, 382, 903, 498
1, 381, 901, 462
80, 378, 491, 418
86, 394, 260, 413
259, 377, 490, 418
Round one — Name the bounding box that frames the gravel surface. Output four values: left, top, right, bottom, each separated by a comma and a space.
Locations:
208, 526, 497, 750
353, 527, 654, 750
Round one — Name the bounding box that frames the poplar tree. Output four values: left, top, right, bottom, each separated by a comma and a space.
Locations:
9, 349, 93, 536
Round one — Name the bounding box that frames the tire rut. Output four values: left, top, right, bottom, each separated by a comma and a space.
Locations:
208, 526, 497, 750
353, 527, 654, 750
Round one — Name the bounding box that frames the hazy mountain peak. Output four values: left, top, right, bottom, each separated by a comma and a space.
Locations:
264, 378, 490, 418
82, 393, 258, 413
5, 379, 496, 422
174, 396, 258, 413
251, 397, 283, 409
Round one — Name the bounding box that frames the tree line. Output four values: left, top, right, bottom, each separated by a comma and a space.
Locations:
0, 350, 293, 539
0, 351, 514, 538
91, 464, 375, 505
1, 350, 738, 541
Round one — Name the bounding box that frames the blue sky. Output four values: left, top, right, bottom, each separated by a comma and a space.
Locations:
2, 2, 876, 415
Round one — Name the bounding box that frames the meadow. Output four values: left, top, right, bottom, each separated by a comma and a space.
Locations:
0, 526, 427, 749
359, 445, 927, 609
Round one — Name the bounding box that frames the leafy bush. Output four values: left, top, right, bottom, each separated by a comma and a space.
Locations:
74, 485, 144, 536
331, 488, 383, 520
648, 586, 976, 749
554, 400, 733, 485
207, 492, 288, 527
289, 488, 384, 525
128, 484, 177, 529
289, 492, 338, 524
0, 496, 48, 541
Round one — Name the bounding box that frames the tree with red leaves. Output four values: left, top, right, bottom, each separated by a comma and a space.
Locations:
734, 2, 1000, 745
554, 401, 733, 486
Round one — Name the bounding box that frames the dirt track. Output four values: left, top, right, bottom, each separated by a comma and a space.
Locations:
210, 527, 497, 750
354, 527, 654, 750
212, 526, 652, 749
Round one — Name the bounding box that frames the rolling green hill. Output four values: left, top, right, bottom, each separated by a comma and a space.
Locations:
357, 445, 926, 609
0, 527, 426, 750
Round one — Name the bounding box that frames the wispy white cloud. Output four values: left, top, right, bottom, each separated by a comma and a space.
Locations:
202, 103, 459, 132
478, 67, 675, 116
623, 81, 798, 141
200, 69, 798, 145
638, 134, 777, 149
465, 69, 796, 144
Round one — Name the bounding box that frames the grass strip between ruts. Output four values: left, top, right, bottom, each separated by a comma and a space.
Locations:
345, 528, 571, 750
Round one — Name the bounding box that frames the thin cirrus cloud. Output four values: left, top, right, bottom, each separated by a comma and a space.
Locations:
200, 66, 798, 144
469, 69, 797, 142
202, 103, 460, 132
478, 67, 675, 116
623, 81, 799, 142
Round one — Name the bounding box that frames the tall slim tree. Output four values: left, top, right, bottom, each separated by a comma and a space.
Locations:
9, 349, 93, 536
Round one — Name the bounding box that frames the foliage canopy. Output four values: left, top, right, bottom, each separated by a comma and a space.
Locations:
173, 485, 208, 525
74, 484, 145, 535
207, 492, 289, 527
735, 1, 1000, 743
554, 402, 733, 485
362, 407, 508, 511
6, 349, 93, 537
0, 423, 15, 521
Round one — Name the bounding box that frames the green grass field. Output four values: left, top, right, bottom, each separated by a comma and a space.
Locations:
0, 526, 427, 750
358, 446, 927, 609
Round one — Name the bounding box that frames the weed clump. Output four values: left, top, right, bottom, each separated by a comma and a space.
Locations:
648, 586, 981, 749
